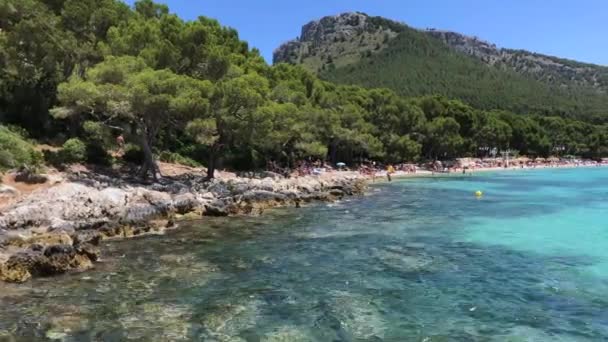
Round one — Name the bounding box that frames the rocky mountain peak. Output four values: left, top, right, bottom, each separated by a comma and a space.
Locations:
273, 12, 401, 69
299, 12, 370, 45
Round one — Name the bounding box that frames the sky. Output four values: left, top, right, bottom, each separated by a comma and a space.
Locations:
123, 0, 608, 66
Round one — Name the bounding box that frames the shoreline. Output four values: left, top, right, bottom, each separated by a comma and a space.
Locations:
369, 163, 607, 183
1, 162, 605, 283
0, 170, 366, 283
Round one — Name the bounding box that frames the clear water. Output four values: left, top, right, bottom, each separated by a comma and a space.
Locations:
1, 167, 608, 341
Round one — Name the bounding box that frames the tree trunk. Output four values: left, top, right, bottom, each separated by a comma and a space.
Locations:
206, 151, 216, 179
139, 130, 160, 181
206, 143, 222, 180
329, 139, 338, 165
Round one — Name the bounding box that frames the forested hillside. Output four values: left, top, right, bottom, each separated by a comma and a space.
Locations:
427, 30, 608, 93
275, 13, 608, 123
0, 2, 607, 179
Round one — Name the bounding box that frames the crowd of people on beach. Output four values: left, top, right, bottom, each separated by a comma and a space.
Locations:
450, 157, 607, 172
265, 156, 608, 181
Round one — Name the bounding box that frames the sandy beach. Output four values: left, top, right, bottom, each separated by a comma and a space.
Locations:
378, 162, 606, 179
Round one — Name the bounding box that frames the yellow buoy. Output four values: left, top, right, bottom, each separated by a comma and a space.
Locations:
475, 190, 483, 197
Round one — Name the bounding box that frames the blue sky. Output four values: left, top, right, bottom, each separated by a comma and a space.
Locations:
123, 0, 608, 66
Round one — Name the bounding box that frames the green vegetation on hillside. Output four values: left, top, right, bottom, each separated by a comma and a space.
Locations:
497, 48, 608, 92
0, 126, 42, 171
321, 25, 608, 122
0, 1, 607, 180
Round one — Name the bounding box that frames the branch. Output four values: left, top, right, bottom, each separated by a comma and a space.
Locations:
102, 124, 124, 131
229, 104, 244, 119
88, 113, 124, 131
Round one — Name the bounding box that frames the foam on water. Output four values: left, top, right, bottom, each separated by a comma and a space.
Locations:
1, 167, 607, 341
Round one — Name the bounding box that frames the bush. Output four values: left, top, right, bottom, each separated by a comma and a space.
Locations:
86, 143, 114, 166
82, 121, 115, 166
0, 125, 43, 171
0, 150, 14, 170
82, 120, 113, 148
60, 138, 87, 164
122, 143, 144, 164
49, 138, 114, 166
158, 151, 200, 167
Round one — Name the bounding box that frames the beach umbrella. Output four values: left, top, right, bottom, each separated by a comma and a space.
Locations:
336, 162, 346, 167
547, 156, 560, 162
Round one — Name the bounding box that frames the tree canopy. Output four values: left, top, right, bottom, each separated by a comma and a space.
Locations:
1, 0, 607, 178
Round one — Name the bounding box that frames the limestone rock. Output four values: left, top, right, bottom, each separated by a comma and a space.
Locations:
241, 190, 287, 203
329, 189, 345, 198
0, 184, 18, 196
0, 170, 367, 282
0, 244, 95, 282
175, 211, 202, 221
75, 243, 100, 262
0, 260, 31, 283
204, 202, 229, 217
27, 232, 73, 247
172, 193, 198, 214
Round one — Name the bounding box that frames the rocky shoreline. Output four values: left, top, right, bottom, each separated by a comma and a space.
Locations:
0, 171, 366, 283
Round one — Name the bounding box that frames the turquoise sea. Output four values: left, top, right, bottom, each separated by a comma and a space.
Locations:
1, 167, 608, 341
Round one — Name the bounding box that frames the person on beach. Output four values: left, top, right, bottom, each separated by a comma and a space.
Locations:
116, 134, 125, 154
387, 164, 395, 182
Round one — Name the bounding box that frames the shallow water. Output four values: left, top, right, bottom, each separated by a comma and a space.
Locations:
1, 167, 608, 341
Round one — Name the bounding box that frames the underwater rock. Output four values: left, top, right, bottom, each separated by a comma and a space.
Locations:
200, 299, 262, 339
149, 218, 172, 230
262, 326, 313, 342
0, 330, 16, 342
45, 313, 89, 341
175, 211, 202, 221
156, 253, 219, 288
0, 243, 95, 282
40, 244, 93, 275
498, 325, 564, 341
119, 303, 193, 341
370, 245, 437, 273
322, 291, 387, 340
0, 259, 32, 283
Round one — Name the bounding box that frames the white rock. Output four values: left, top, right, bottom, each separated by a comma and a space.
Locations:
0, 184, 18, 195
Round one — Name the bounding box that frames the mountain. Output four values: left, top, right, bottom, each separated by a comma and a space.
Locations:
273, 13, 400, 72
274, 13, 608, 121
426, 30, 608, 93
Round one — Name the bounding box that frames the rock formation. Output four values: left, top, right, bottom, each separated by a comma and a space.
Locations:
0, 172, 366, 282
273, 12, 399, 71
